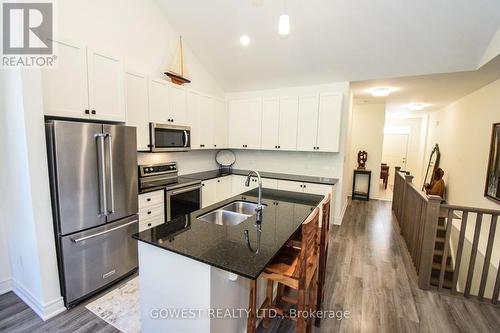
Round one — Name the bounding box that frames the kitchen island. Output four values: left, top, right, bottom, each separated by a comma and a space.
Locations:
133, 188, 325, 333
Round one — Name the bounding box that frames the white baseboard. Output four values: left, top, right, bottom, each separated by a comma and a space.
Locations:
334, 198, 350, 225
12, 279, 66, 321
0, 278, 12, 295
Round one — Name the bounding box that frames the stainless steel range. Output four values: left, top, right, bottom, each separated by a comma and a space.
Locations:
138, 162, 202, 221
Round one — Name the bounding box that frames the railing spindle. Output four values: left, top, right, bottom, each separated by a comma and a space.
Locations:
493, 260, 500, 305
438, 209, 454, 291
451, 211, 468, 294
464, 213, 483, 297
478, 215, 497, 300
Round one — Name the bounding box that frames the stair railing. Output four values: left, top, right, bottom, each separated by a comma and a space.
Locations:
392, 168, 500, 305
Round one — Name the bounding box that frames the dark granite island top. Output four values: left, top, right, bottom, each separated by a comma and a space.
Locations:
181, 168, 338, 186
133, 188, 324, 280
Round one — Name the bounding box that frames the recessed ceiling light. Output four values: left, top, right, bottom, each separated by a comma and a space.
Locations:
240, 35, 251, 47
279, 14, 290, 35
404, 103, 431, 111
368, 87, 396, 97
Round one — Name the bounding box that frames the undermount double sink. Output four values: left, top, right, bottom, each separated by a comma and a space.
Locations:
197, 201, 266, 226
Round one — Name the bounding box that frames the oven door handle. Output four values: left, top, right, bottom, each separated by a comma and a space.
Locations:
169, 184, 202, 196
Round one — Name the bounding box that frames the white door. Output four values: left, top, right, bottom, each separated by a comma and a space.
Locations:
199, 95, 214, 149
261, 97, 280, 150
169, 83, 187, 124
148, 78, 170, 124
382, 134, 409, 182
87, 48, 125, 121
229, 99, 262, 149
213, 99, 228, 149
125, 71, 149, 150
297, 94, 319, 152
42, 39, 89, 119
202, 179, 218, 208
278, 96, 299, 150
216, 177, 232, 201
187, 90, 201, 149
317, 92, 343, 152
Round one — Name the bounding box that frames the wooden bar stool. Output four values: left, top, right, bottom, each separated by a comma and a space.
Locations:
259, 207, 320, 333
315, 193, 331, 327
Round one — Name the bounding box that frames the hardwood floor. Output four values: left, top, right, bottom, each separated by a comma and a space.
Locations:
1, 200, 499, 332
256, 200, 500, 332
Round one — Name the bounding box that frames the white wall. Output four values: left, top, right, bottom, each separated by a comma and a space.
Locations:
348, 103, 386, 199
138, 150, 218, 175
56, 0, 224, 97
227, 82, 351, 224
0, 69, 65, 319
425, 78, 500, 298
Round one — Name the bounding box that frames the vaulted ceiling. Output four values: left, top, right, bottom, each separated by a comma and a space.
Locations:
156, 0, 500, 92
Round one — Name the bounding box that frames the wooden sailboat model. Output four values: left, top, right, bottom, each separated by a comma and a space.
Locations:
165, 36, 191, 85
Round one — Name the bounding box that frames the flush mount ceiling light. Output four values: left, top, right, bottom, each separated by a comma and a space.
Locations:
279, 0, 290, 36
404, 103, 431, 111
368, 87, 396, 97
240, 35, 251, 46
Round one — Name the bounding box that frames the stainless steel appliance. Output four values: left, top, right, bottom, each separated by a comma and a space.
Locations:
138, 162, 202, 221
46, 120, 139, 307
149, 123, 191, 152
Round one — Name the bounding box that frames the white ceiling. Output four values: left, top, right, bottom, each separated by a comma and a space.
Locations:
351, 54, 500, 115
156, 0, 500, 91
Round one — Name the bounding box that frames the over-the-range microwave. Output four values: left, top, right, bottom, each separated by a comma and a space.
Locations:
149, 123, 191, 152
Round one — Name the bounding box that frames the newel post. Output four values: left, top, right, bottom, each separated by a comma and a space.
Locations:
418, 195, 442, 290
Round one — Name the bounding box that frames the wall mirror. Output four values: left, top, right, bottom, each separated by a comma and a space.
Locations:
422, 144, 441, 190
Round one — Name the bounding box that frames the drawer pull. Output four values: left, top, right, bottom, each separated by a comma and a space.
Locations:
147, 211, 152, 215
147, 198, 151, 202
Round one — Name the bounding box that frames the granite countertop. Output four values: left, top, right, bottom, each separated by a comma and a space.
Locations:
133, 188, 324, 279
181, 168, 338, 186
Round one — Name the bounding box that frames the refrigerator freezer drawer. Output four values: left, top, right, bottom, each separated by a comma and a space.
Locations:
60, 215, 138, 305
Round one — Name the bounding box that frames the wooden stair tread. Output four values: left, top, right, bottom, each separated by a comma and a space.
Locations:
430, 277, 453, 289
432, 262, 454, 273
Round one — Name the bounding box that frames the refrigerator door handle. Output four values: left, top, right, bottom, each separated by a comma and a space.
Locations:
97, 134, 108, 216
70, 219, 138, 243
106, 134, 115, 214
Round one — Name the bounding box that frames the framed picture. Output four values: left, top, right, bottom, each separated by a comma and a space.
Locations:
485, 123, 500, 204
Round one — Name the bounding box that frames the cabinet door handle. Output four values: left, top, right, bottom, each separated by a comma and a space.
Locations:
84, 109, 90, 114
148, 223, 152, 227
147, 198, 151, 202
91, 110, 96, 115
217, 180, 220, 183
147, 211, 151, 215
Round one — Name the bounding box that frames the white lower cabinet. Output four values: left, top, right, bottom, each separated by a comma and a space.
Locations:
202, 176, 233, 208
202, 179, 218, 208
138, 190, 165, 232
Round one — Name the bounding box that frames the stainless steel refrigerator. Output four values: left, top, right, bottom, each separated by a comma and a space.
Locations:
46, 120, 139, 307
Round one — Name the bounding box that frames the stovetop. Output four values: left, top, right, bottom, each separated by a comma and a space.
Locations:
138, 162, 201, 194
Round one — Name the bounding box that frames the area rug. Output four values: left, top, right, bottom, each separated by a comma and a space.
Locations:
85, 277, 140, 333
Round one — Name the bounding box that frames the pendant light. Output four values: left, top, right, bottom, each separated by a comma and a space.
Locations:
279, 0, 290, 35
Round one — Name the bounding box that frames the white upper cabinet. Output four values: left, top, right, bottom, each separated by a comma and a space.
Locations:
199, 94, 214, 149
187, 90, 202, 149
42, 39, 89, 119
43, 40, 125, 121
297, 94, 319, 152
213, 98, 228, 149
148, 78, 170, 124
278, 96, 298, 150
261, 97, 280, 150
229, 98, 262, 149
169, 83, 187, 124
87, 47, 125, 121
317, 92, 343, 152
125, 71, 149, 151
